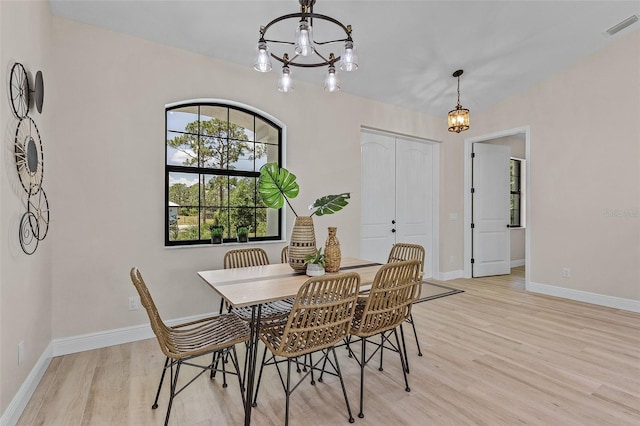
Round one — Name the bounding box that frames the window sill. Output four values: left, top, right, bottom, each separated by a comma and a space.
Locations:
164, 240, 287, 250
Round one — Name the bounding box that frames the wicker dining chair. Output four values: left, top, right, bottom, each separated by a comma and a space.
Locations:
280, 245, 288, 263
252, 272, 361, 425
130, 268, 249, 426
221, 248, 293, 321
347, 260, 422, 419
387, 243, 426, 370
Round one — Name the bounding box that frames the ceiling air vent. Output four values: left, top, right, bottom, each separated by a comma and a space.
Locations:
604, 14, 639, 36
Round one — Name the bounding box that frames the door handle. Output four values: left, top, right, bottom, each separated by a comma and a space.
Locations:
391, 229, 396, 233
392, 220, 396, 224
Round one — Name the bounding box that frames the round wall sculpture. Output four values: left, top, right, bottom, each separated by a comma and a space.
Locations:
9, 62, 48, 255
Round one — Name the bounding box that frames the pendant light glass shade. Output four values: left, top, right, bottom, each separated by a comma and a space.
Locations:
324, 64, 340, 92
340, 40, 358, 71
253, 41, 272, 72
278, 66, 293, 92
295, 20, 313, 56
448, 106, 470, 133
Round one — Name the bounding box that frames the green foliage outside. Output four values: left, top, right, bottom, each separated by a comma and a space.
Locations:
167, 117, 269, 241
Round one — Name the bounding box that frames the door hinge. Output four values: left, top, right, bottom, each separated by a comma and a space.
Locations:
471, 223, 475, 229
471, 152, 475, 158
471, 258, 475, 264
471, 187, 475, 193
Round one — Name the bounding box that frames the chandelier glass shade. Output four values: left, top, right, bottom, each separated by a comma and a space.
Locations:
448, 69, 470, 133
253, 0, 357, 92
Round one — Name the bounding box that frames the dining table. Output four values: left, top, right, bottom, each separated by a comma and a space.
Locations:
197, 257, 383, 426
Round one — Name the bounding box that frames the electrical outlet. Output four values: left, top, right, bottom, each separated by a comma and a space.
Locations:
18, 341, 24, 365
128, 296, 140, 311
562, 267, 571, 278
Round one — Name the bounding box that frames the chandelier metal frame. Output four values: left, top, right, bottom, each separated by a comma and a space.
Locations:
258, 0, 353, 68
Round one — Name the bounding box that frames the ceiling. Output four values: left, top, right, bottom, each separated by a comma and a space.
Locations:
49, 1, 640, 118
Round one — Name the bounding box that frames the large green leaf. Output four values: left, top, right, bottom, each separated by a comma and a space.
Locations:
309, 193, 351, 216
257, 163, 300, 210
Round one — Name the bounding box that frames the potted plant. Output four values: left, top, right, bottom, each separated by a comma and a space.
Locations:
258, 163, 350, 273
237, 226, 249, 243
210, 225, 224, 244
304, 248, 325, 277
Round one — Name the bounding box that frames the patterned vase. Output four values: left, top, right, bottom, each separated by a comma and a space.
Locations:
324, 226, 341, 273
288, 216, 317, 273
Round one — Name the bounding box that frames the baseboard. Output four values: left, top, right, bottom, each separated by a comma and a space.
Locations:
1, 312, 216, 425
528, 281, 640, 313
511, 259, 525, 268
0, 343, 52, 426
53, 312, 215, 357
435, 269, 464, 281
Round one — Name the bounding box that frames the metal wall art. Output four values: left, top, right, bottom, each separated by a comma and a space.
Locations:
9, 62, 48, 255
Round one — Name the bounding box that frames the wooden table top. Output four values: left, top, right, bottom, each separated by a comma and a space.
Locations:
198, 257, 382, 308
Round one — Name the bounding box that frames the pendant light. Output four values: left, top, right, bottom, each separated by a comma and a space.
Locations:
448, 69, 470, 133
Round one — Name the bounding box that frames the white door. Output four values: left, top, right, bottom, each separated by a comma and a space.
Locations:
472, 142, 511, 277
361, 132, 396, 264
396, 138, 434, 278
361, 131, 435, 278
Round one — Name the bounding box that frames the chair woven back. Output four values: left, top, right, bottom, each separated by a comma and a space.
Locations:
262, 272, 360, 358
130, 268, 179, 359
387, 243, 425, 279
130, 268, 249, 360
224, 248, 270, 269
281, 245, 288, 263
351, 260, 422, 338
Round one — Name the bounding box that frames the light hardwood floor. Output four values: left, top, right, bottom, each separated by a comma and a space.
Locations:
18, 268, 640, 425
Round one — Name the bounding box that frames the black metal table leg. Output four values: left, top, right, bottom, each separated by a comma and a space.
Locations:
244, 304, 262, 425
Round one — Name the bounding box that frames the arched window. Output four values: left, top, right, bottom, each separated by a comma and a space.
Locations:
165, 100, 283, 245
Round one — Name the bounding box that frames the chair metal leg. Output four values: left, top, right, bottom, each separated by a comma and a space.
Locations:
309, 353, 315, 385
393, 328, 411, 392
399, 323, 410, 374
221, 349, 229, 388
228, 346, 246, 407
378, 334, 385, 371
153, 357, 170, 409
409, 313, 423, 356
285, 359, 292, 426
331, 347, 355, 423
251, 345, 269, 407
358, 337, 366, 419
165, 360, 182, 426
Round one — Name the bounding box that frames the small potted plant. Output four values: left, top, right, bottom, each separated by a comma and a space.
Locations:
237, 226, 249, 243
210, 225, 224, 244
304, 248, 325, 277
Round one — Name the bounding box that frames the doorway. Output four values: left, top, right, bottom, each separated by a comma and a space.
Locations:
463, 127, 531, 286
360, 128, 440, 279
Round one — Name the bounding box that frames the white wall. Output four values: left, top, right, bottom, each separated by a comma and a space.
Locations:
0, 0, 52, 416
440, 29, 639, 300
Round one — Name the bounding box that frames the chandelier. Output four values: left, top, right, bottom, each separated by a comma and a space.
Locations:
448, 69, 470, 133
253, 0, 358, 92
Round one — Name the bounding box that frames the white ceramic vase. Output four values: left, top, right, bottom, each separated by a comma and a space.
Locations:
306, 263, 325, 277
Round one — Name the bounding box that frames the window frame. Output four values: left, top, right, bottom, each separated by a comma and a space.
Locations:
165, 99, 284, 246
509, 157, 525, 229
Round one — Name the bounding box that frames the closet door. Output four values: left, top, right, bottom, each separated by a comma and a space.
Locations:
396, 138, 434, 278
361, 131, 435, 278
361, 132, 396, 264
